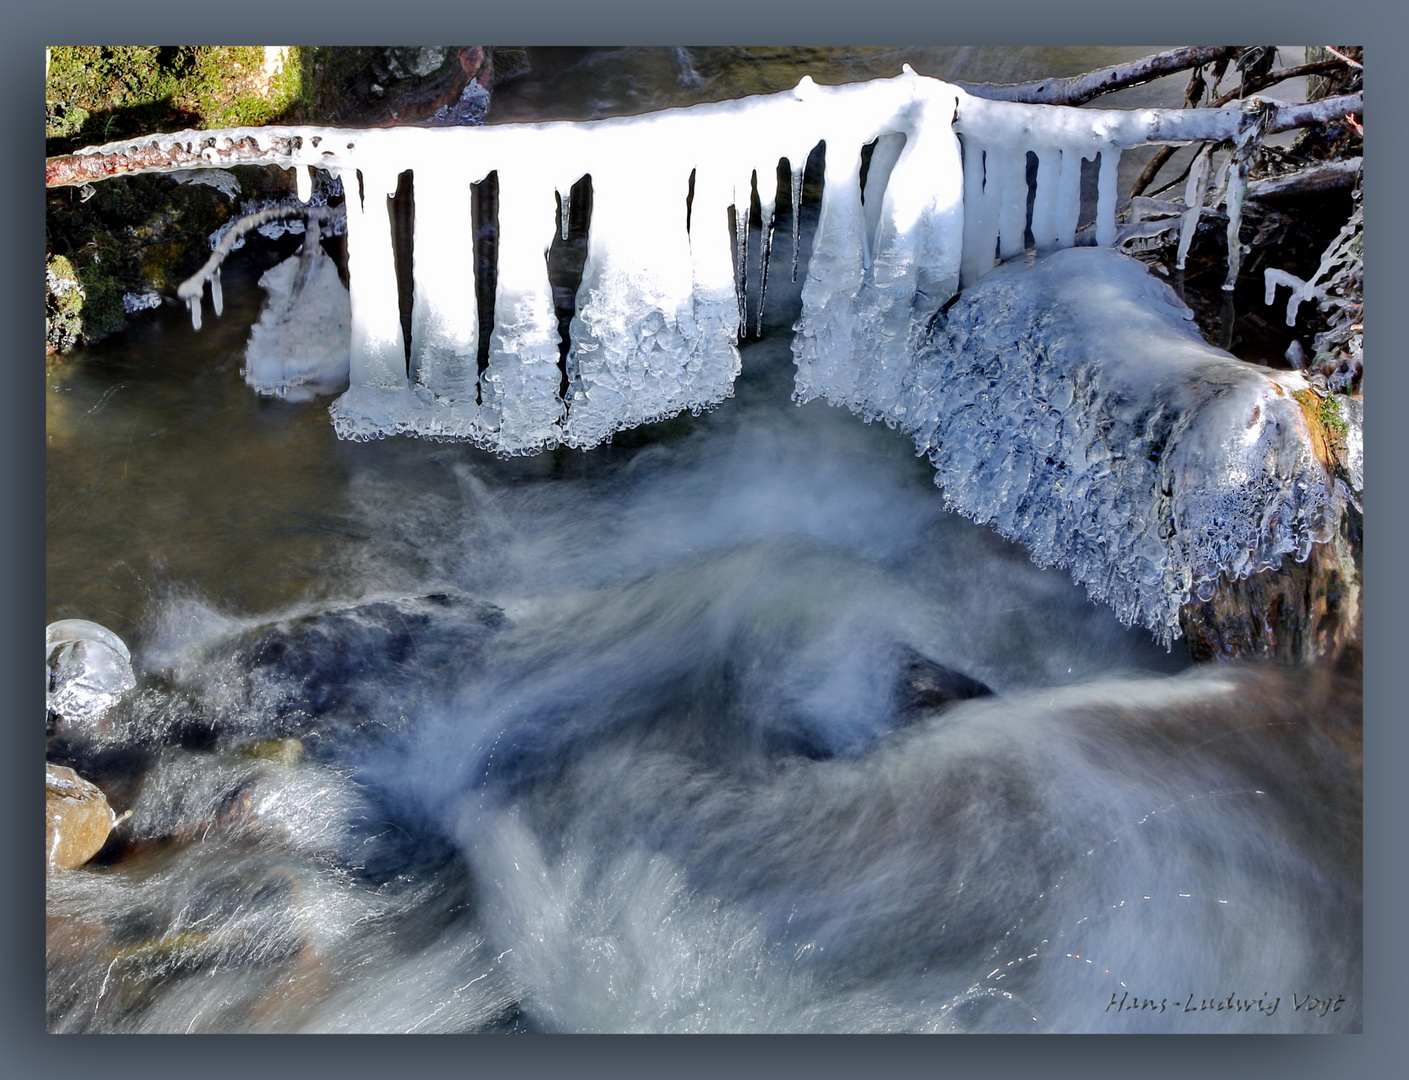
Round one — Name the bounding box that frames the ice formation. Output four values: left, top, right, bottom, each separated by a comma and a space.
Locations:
116, 72, 1349, 636
243, 216, 352, 402
46, 619, 136, 733
898, 248, 1344, 642
141, 69, 1179, 454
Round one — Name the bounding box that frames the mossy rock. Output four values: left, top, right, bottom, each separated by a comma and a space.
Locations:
46, 47, 305, 157
45, 252, 125, 354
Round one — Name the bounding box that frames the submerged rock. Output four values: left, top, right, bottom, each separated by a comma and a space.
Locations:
172, 593, 509, 738
894, 647, 993, 719
46, 764, 121, 871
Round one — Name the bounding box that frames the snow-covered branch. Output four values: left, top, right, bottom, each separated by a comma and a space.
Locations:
1130, 92, 1362, 146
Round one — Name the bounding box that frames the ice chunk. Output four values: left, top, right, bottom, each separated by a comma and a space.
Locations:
899, 248, 1343, 643
243, 226, 352, 403
46, 619, 136, 734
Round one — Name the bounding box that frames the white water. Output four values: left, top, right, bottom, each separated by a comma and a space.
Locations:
46, 333, 1359, 1033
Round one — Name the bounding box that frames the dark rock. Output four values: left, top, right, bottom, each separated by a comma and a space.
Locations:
894, 646, 993, 719
193, 593, 509, 737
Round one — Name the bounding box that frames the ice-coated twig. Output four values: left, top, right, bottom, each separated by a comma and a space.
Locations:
1264, 180, 1363, 327
177, 204, 342, 330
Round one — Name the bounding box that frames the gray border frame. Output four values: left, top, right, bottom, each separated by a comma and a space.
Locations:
15, 3, 1402, 1075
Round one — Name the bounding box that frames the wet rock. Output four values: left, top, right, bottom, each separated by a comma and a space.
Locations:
47, 619, 136, 736
46, 764, 122, 871
895, 647, 993, 718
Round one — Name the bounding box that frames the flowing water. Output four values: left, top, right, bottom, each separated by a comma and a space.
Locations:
45, 47, 1359, 1034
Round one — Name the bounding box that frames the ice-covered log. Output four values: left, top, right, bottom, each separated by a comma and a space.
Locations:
899, 248, 1349, 645
44, 72, 1362, 462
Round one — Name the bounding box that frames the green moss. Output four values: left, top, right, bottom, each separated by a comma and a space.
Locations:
1319, 393, 1350, 437
187, 46, 304, 128
45, 254, 84, 353
45, 250, 126, 353
46, 46, 307, 155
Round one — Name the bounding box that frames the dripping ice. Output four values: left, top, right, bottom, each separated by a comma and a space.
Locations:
196, 70, 1151, 454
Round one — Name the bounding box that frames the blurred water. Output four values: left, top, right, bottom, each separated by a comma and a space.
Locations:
45, 47, 1358, 1034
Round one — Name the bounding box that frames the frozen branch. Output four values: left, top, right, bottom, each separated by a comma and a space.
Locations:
177, 204, 341, 330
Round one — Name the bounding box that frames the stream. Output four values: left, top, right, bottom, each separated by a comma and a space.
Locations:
45, 47, 1358, 1034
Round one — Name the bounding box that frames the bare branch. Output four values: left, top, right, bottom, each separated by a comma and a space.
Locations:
1131, 145, 1179, 199
955, 46, 1239, 106
1246, 157, 1362, 202
1212, 59, 1351, 107
1136, 93, 1362, 145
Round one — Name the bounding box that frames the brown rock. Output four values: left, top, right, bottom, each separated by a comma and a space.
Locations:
46, 764, 119, 871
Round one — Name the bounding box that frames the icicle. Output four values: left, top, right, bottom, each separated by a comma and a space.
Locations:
565, 154, 727, 450
861, 132, 907, 272
1029, 147, 1061, 252
1223, 102, 1271, 291
296, 164, 313, 203
733, 175, 752, 331
187, 293, 202, 331
1054, 148, 1083, 250
1176, 146, 1212, 270
756, 192, 776, 338
1095, 146, 1120, 248
995, 150, 1028, 261
790, 163, 804, 283
960, 139, 998, 287
484, 169, 565, 452
293, 213, 322, 297
1223, 155, 1250, 291
408, 166, 481, 424
327, 159, 411, 442
211, 269, 223, 317
559, 186, 571, 241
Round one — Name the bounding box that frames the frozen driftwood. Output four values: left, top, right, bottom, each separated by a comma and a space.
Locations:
896, 248, 1358, 655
